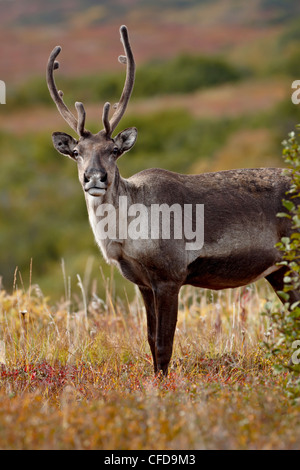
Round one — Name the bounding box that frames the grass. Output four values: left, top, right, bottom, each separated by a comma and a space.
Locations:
0, 269, 299, 450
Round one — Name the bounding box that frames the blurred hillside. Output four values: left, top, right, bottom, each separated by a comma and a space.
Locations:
0, 0, 300, 299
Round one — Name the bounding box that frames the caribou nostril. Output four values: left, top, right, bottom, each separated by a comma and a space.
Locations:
84, 171, 107, 185
100, 172, 107, 183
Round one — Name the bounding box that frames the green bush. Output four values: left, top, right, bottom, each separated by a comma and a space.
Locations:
263, 127, 300, 398
134, 54, 243, 97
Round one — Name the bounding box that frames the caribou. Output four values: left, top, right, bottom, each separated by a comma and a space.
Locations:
47, 25, 299, 375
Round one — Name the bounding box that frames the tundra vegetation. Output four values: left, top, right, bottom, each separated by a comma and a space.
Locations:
0, 130, 299, 447
0, 0, 300, 449
0, 266, 299, 450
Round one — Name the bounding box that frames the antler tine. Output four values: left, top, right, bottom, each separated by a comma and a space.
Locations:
107, 25, 135, 136
75, 102, 87, 136
47, 46, 88, 137
102, 102, 111, 136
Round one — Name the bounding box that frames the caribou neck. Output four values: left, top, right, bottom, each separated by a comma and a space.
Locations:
84, 167, 135, 260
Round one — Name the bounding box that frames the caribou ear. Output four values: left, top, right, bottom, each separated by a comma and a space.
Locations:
114, 127, 137, 156
52, 132, 78, 159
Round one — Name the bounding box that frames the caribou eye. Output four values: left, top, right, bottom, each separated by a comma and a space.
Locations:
73, 149, 79, 158
112, 147, 119, 156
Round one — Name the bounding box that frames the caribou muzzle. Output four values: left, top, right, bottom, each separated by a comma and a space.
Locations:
84, 170, 108, 196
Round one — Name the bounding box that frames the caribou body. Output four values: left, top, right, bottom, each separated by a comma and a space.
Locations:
47, 26, 299, 375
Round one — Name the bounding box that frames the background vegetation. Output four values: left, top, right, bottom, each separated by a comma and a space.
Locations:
0, 0, 300, 450
262, 128, 300, 396
1, 0, 300, 298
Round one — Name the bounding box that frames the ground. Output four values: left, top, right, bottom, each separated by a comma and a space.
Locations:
0, 276, 299, 450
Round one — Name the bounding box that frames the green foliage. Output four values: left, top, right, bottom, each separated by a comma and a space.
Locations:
277, 130, 300, 297
118, 110, 238, 176
0, 110, 240, 296
283, 50, 300, 78
279, 18, 300, 48
0, 130, 91, 292
8, 54, 244, 110
0, 96, 297, 298
263, 128, 300, 398
134, 54, 243, 97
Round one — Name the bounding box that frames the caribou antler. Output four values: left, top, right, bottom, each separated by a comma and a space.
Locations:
102, 25, 135, 137
47, 25, 134, 138
46, 46, 88, 137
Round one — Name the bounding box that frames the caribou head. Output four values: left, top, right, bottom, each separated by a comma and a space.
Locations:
47, 26, 137, 199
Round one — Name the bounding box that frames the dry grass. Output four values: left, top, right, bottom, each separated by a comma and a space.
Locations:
0, 272, 299, 450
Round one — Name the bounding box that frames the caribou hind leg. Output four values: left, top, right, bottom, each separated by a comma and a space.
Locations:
265, 267, 300, 306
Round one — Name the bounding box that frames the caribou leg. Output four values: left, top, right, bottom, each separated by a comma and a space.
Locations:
139, 286, 157, 373
266, 267, 300, 306
153, 283, 179, 376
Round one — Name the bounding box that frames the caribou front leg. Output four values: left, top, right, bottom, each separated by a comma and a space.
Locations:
153, 283, 179, 376
139, 286, 158, 373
